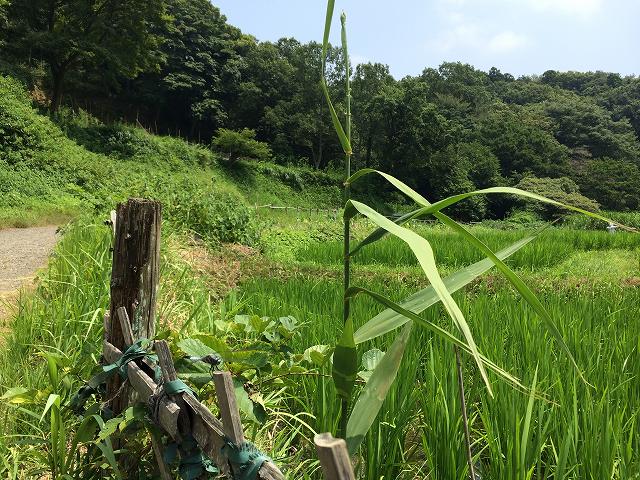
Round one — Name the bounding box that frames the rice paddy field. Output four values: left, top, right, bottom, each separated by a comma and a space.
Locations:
1, 213, 639, 479
236, 213, 640, 479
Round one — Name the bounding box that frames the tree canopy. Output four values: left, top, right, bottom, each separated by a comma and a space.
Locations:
1, 0, 639, 216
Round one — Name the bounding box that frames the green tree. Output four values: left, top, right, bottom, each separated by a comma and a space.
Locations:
514, 175, 599, 219
478, 103, 569, 177
150, 0, 243, 139
535, 93, 640, 161
424, 142, 503, 220
351, 62, 395, 168
578, 159, 640, 211
1, 0, 166, 111
212, 128, 271, 164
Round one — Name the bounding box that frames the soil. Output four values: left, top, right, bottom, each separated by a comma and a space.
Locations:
0, 225, 59, 323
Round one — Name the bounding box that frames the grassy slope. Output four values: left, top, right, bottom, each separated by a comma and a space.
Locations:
0, 74, 341, 229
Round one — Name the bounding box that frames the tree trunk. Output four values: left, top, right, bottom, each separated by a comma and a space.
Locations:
365, 131, 373, 166
49, 65, 66, 112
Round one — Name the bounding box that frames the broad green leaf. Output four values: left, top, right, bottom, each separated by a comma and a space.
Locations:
346, 323, 412, 454
75, 415, 99, 443
347, 199, 493, 395
1, 387, 34, 404
351, 209, 415, 256
361, 348, 384, 371
346, 286, 527, 392
303, 344, 332, 366
98, 417, 122, 441
354, 231, 542, 343
358, 348, 385, 382
233, 378, 266, 424
177, 337, 218, 358
332, 317, 358, 400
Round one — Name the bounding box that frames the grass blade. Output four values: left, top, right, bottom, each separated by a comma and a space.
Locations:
321, 0, 352, 155
346, 199, 493, 395
346, 287, 528, 392
432, 211, 588, 384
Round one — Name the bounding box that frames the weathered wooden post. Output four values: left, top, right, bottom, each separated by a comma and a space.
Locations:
314, 433, 356, 480
106, 198, 162, 417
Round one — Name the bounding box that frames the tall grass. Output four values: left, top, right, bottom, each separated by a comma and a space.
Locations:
297, 226, 640, 271
0, 222, 313, 477
234, 272, 640, 478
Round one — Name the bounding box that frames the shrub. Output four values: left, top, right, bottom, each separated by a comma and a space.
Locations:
514, 175, 599, 219
212, 128, 271, 165
165, 182, 256, 244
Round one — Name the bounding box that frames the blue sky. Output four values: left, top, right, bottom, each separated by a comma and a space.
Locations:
212, 0, 639, 79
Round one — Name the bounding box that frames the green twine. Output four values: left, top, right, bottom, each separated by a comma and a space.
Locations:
70, 339, 155, 413
71, 342, 271, 480
223, 440, 272, 480
163, 378, 196, 397
162, 427, 271, 480
164, 436, 218, 480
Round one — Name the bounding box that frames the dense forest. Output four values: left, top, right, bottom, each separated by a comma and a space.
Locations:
1, 0, 639, 218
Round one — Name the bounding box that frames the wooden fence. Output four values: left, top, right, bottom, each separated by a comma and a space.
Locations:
103, 198, 355, 479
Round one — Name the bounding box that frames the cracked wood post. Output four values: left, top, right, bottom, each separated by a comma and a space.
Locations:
314, 433, 355, 480
106, 198, 162, 427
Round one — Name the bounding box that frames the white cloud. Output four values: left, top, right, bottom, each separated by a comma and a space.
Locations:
487, 31, 529, 53
350, 54, 369, 66
431, 23, 482, 52
525, 0, 603, 17
429, 17, 529, 55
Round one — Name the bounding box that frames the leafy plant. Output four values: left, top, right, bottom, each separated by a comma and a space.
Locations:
320, 0, 622, 459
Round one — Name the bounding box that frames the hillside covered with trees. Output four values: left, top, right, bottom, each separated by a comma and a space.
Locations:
2, 0, 640, 218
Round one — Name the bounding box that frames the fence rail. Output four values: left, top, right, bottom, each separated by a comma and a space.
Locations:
254, 203, 447, 224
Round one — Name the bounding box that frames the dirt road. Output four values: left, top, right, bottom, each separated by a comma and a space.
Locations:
0, 226, 59, 320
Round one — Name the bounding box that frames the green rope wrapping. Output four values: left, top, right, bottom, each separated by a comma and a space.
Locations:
164, 436, 219, 480
70, 339, 155, 412
223, 440, 272, 480
164, 379, 196, 397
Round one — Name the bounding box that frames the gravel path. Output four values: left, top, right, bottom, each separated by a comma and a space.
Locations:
0, 226, 59, 293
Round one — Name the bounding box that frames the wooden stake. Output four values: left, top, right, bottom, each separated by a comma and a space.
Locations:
103, 341, 285, 480
155, 340, 191, 444
106, 198, 161, 417
314, 433, 355, 480
212, 371, 244, 445
117, 306, 134, 345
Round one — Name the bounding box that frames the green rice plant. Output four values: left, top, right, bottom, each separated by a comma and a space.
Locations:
296, 226, 640, 271
235, 274, 639, 478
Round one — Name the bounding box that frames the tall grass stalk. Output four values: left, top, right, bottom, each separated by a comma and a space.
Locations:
340, 9, 353, 440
